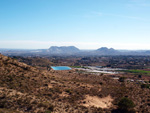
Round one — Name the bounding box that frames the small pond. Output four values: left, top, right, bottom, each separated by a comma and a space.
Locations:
51, 66, 72, 70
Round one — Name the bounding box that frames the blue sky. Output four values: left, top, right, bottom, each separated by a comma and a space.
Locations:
0, 0, 150, 49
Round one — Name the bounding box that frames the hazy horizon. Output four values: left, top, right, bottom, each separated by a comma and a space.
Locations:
0, 0, 150, 50
1, 45, 150, 51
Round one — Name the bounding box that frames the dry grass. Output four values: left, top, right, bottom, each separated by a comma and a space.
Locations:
0, 54, 150, 112
81, 95, 113, 108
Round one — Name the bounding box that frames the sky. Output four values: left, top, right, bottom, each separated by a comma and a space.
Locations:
0, 0, 150, 50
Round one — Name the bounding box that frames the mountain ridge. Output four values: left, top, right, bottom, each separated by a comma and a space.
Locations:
48, 46, 80, 54
1, 46, 150, 56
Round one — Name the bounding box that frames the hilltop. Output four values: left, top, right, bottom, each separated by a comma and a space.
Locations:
95, 47, 119, 55
48, 46, 80, 55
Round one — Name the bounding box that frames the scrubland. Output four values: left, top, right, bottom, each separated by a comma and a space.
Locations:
0, 54, 150, 113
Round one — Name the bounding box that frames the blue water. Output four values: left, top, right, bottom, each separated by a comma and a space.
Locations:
51, 66, 72, 70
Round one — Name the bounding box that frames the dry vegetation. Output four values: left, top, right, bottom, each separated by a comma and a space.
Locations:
0, 54, 150, 113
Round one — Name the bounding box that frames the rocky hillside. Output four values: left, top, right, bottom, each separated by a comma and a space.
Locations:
0, 54, 150, 113
0, 54, 55, 112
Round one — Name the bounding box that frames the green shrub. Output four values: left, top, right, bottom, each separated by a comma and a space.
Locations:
118, 97, 135, 111
141, 84, 150, 89
48, 105, 54, 112
65, 89, 72, 94
118, 77, 126, 82
45, 110, 51, 113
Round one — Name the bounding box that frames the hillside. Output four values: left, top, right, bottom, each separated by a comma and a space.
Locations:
0, 54, 150, 112
0, 54, 55, 112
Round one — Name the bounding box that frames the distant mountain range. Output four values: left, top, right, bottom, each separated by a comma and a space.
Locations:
48, 46, 80, 55
95, 47, 119, 55
1, 46, 150, 56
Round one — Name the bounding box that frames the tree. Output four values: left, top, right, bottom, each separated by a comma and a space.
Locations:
118, 77, 126, 82
118, 97, 135, 112
141, 84, 150, 89
138, 75, 142, 78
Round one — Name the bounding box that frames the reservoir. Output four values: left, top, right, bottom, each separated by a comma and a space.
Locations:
51, 66, 72, 70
